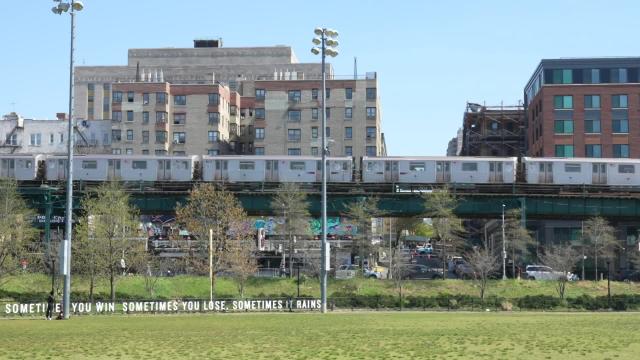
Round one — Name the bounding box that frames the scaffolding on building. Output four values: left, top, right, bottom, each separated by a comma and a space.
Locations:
461, 102, 526, 157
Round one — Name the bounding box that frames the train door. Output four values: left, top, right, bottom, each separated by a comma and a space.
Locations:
107, 159, 121, 180
592, 163, 607, 185
384, 161, 399, 182
316, 161, 322, 182
436, 161, 451, 182
57, 159, 68, 180
265, 160, 279, 182
1, 159, 15, 178
157, 160, 171, 180
538, 162, 553, 184
489, 162, 503, 183
214, 160, 228, 181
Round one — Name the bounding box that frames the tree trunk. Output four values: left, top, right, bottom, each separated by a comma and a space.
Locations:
442, 240, 447, 280
511, 247, 516, 279
594, 251, 598, 281
89, 272, 95, 303
110, 267, 115, 302
288, 233, 293, 279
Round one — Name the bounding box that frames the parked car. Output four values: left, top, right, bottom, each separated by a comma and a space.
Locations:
335, 265, 384, 279
525, 265, 577, 281
401, 264, 444, 280
615, 270, 640, 282
454, 261, 475, 279
416, 244, 433, 255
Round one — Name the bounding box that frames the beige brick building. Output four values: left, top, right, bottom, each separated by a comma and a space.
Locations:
73, 40, 385, 160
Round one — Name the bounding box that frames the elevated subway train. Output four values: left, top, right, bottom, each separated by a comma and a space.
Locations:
1, 154, 639, 186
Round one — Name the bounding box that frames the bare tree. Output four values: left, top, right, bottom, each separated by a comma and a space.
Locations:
465, 245, 499, 302
131, 251, 164, 299
227, 239, 258, 298
343, 197, 384, 270
540, 245, 581, 299
389, 245, 409, 307
0, 178, 38, 286
504, 208, 535, 277
271, 183, 311, 278
583, 216, 618, 280
176, 183, 252, 298
74, 182, 142, 302
423, 188, 465, 277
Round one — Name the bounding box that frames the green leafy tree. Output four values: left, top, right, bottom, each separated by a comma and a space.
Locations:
423, 188, 464, 277
227, 239, 258, 298
271, 183, 311, 277
343, 197, 384, 269
583, 216, 618, 280
176, 184, 252, 298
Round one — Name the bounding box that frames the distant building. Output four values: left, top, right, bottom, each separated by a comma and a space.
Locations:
460, 103, 525, 157
525, 57, 640, 158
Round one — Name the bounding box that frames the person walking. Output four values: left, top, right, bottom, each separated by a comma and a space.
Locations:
46, 291, 54, 320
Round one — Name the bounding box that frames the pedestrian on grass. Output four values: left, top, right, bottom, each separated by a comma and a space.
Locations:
46, 291, 54, 320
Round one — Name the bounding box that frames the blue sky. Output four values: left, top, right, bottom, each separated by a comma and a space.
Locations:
2, 0, 639, 155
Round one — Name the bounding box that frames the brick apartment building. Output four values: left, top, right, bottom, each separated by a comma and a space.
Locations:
525, 57, 640, 158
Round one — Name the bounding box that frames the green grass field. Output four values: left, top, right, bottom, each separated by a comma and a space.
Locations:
0, 312, 638, 359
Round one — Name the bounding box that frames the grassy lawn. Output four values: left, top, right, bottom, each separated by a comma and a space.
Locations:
2, 273, 640, 302
0, 312, 638, 359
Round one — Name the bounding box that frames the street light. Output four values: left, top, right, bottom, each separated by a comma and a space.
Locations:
51, 0, 84, 320
502, 204, 506, 280
311, 27, 339, 314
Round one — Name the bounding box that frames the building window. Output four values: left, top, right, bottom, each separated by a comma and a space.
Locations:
255, 128, 265, 139
345, 146, 353, 156
612, 94, 628, 108
325, 127, 330, 137
553, 95, 573, 109
325, 88, 330, 99
156, 112, 167, 123
142, 131, 149, 144
585, 144, 601, 158
288, 110, 301, 122
288, 90, 301, 102
207, 112, 220, 125
325, 107, 330, 119
255, 108, 265, 119
142, 150, 149, 155
154, 150, 167, 155
206, 149, 218, 156
143, 93, 149, 105
112, 91, 122, 103
127, 91, 134, 103
345, 88, 353, 100
345, 107, 352, 119
345, 127, 352, 139
366, 146, 377, 156
103, 103, 110, 113
208, 93, 220, 105
554, 120, 574, 134
584, 115, 600, 133
49, 133, 54, 144
112, 111, 122, 122
311, 147, 319, 156
126, 129, 134, 141
112, 130, 121, 143
255, 147, 265, 155
366, 107, 376, 119
156, 92, 167, 104
610, 68, 628, 83
29, 133, 42, 146
554, 144, 574, 157
584, 69, 600, 84
208, 131, 219, 143
172, 132, 186, 144
366, 127, 376, 139
312, 88, 319, 100
126, 110, 134, 122
613, 117, 629, 133
112, 148, 122, 155
155, 131, 167, 144
613, 144, 630, 158
87, 83, 95, 91
311, 127, 318, 139
288, 129, 301, 142
126, 148, 133, 155
255, 89, 266, 100
173, 113, 186, 125
288, 148, 301, 156
174, 95, 187, 105
552, 69, 573, 84
366, 88, 376, 100
142, 111, 149, 124
584, 95, 600, 109
312, 108, 319, 120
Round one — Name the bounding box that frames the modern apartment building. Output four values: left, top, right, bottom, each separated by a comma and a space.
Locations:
74, 39, 385, 161
525, 58, 640, 158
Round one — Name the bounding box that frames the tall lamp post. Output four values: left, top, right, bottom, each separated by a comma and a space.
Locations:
502, 204, 506, 280
312, 27, 338, 313
51, 0, 84, 319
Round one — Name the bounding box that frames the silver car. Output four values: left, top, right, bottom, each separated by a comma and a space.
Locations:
525, 265, 577, 281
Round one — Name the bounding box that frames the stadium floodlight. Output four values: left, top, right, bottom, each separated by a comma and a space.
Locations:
312, 37, 321, 45
314, 27, 323, 36
311, 47, 320, 55
326, 39, 339, 47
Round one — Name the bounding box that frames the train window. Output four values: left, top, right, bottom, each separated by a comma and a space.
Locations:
239, 161, 255, 170
132, 161, 147, 170
461, 162, 478, 171
82, 160, 97, 169
290, 162, 306, 171
25, 160, 32, 169
564, 163, 581, 173
343, 162, 349, 171
618, 164, 635, 174
409, 162, 425, 171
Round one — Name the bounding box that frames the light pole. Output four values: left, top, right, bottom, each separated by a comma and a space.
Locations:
51, 0, 84, 320
502, 204, 506, 280
312, 27, 338, 313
